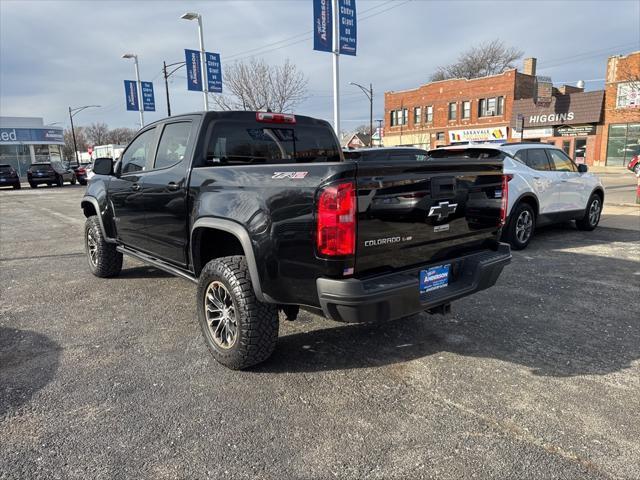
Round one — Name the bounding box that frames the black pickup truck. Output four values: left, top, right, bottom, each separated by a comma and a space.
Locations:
82, 111, 511, 369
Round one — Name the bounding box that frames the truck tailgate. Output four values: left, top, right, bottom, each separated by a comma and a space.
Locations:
355, 159, 504, 276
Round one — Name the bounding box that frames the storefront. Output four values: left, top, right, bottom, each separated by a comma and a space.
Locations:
511, 91, 605, 165
0, 117, 64, 176
604, 123, 640, 166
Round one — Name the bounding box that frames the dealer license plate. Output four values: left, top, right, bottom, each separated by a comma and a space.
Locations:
419, 264, 450, 294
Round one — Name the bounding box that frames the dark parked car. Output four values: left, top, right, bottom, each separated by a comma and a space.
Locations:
343, 147, 429, 163
0, 164, 21, 189
27, 161, 77, 188
81, 111, 510, 370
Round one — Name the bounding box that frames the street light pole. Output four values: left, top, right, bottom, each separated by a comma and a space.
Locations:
181, 12, 209, 111
162, 60, 187, 117
349, 82, 374, 146
68, 105, 100, 166
122, 54, 144, 128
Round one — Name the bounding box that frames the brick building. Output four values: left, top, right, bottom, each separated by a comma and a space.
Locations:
510, 91, 605, 165
599, 51, 640, 166
383, 58, 537, 149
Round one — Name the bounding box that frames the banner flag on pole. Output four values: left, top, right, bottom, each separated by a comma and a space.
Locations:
141, 81, 155, 112
338, 0, 357, 56
205, 52, 223, 93
185, 49, 203, 91
124, 80, 139, 111
313, 0, 333, 52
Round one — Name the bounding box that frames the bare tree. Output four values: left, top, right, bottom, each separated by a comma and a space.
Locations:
431, 39, 524, 81
85, 122, 110, 146
213, 58, 308, 112
106, 127, 136, 145
63, 127, 87, 160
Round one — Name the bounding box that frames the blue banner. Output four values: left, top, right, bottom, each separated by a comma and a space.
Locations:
124, 80, 139, 111
0, 128, 64, 144
205, 52, 223, 93
185, 49, 203, 91
141, 81, 155, 112
313, 0, 332, 53
339, 0, 357, 56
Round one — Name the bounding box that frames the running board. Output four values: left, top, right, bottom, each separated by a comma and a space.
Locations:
116, 246, 198, 284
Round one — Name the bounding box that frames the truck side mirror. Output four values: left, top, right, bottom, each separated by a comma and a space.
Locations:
93, 157, 114, 176
577, 164, 588, 173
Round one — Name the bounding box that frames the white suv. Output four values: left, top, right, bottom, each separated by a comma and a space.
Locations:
429, 143, 605, 249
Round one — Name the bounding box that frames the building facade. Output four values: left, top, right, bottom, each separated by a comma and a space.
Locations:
0, 117, 65, 176
383, 59, 537, 149
510, 91, 605, 165
599, 51, 640, 166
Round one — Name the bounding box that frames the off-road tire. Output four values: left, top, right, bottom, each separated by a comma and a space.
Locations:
197, 256, 278, 370
505, 202, 536, 250
576, 194, 602, 231
85, 216, 122, 277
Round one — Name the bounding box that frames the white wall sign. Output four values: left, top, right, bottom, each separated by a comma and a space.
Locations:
449, 126, 508, 143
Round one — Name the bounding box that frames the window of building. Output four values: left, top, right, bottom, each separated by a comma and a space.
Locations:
616, 83, 640, 109
478, 96, 504, 117
414, 106, 422, 124
425, 105, 433, 123
436, 132, 445, 141
448, 102, 457, 121
562, 140, 571, 155
606, 123, 640, 166
462, 101, 471, 119
390, 108, 408, 127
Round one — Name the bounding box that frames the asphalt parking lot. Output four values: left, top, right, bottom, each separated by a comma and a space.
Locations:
1, 183, 639, 479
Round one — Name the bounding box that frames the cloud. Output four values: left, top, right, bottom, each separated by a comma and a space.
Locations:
1, 0, 638, 131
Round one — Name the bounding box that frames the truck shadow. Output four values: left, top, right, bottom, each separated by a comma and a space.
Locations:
257, 229, 639, 377
0, 328, 61, 416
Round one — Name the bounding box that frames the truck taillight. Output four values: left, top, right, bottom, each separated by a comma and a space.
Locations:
499, 174, 509, 227
316, 181, 356, 256
256, 112, 296, 124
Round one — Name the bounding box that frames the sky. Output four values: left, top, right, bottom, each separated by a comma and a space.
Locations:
1, 0, 639, 133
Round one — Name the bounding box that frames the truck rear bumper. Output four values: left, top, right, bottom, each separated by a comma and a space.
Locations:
317, 243, 511, 323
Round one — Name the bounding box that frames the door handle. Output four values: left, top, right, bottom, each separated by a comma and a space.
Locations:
167, 182, 180, 191
533, 176, 541, 180
131, 183, 142, 191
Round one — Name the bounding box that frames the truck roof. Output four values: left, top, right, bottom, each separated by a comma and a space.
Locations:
143, 111, 334, 129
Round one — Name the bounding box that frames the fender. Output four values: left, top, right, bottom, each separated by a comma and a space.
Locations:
81, 195, 117, 243
510, 192, 539, 217
191, 218, 267, 303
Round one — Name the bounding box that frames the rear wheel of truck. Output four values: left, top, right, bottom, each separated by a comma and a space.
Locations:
85, 216, 122, 278
197, 256, 278, 370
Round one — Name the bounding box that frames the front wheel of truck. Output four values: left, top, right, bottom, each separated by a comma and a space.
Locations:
85, 216, 122, 278
197, 256, 278, 370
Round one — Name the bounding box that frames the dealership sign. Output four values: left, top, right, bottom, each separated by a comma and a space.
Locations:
205, 52, 223, 93
124, 80, 139, 111
0, 128, 64, 144
449, 126, 508, 143
141, 81, 155, 112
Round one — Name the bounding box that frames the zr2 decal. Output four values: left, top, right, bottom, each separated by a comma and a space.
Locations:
272, 172, 308, 179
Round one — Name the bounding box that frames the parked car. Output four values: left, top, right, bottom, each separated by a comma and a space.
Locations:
0, 164, 21, 189
73, 162, 92, 185
626, 147, 640, 175
429, 143, 605, 249
343, 147, 429, 162
27, 161, 77, 188
81, 111, 511, 370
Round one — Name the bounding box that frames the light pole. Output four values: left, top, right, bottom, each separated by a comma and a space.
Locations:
349, 82, 373, 147
331, 0, 340, 136
181, 12, 209, 111
68, 105, 100, 166
163, 60, 186, 116
122, 53, 144, 128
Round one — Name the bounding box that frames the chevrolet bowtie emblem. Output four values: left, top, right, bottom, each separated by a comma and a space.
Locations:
428, 201, 458, 221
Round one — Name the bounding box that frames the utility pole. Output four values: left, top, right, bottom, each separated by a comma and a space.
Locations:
162, 61, 186, 117
332, 0, 340, 136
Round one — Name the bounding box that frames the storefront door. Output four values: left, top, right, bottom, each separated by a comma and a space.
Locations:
574, 138, 587, 164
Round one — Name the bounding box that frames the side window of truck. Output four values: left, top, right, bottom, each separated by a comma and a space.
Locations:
154, 122, 192, 170
121, 127, 157, 174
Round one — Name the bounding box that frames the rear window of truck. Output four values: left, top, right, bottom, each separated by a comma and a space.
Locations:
428, 148, 505, 159
206, 122, 341, 165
